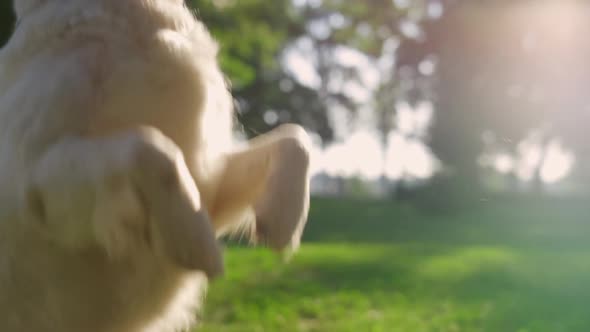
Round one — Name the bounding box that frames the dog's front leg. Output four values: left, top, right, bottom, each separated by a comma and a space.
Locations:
21, 127, 223, 277
213, 124, 311, 251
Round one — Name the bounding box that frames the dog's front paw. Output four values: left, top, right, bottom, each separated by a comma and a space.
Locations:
123, 127, 223, 277
254, 125, 311, 252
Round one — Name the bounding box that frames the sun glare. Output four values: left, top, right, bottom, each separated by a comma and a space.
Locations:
484, 137, 576, 185
517, 0, 585, 61
540, 140, 575, 184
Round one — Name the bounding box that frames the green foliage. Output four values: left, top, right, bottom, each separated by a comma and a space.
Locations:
200, 197, 590, 331
188, 0, 334, 140
188, 0, 291, 88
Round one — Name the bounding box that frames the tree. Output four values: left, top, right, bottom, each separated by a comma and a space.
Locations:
429, 1, 590, 193
188, 0, 334, 141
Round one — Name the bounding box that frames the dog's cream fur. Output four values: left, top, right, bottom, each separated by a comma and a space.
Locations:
0, 1, 311, 331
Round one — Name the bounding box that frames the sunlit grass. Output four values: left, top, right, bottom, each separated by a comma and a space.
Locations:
198, 197, 590, 331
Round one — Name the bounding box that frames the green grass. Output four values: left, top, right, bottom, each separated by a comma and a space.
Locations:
197, 197, 590, 331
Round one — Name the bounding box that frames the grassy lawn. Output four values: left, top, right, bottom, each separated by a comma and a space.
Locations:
197, 197, 590, 332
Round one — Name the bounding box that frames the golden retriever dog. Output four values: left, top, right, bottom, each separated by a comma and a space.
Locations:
0, 0, 311, 331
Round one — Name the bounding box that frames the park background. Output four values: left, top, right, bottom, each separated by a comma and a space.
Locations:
2, 1, 589, 331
